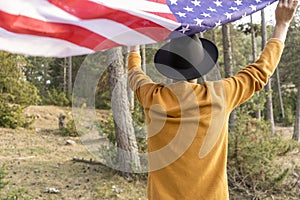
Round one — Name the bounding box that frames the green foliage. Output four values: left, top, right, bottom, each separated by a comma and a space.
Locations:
237, 22, 261, 37
60, 119, 80, 137
0, 77, 41, 106
0, 51, 40, 129
0, 165, 7, 190
99, 113, 116, 145
228, 106, 298, 198
99, 104, 147, 153
43, 88, 70, 107
95, 71, 111, 110
273, 87, 297, 126
241, 91, 267, 118
132, 101, 147, 153
0, 52, 41, 106
1, 188, 31, 200
0, 100, 32, 129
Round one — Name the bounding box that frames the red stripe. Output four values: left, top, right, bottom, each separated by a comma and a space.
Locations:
49, 0, 173, 41
0, 11, 120, 51
147, 0, 167, 4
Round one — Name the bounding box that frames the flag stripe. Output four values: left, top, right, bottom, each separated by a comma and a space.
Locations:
0, 11, 121, 51
0, 27, 94, 57
49, 0, 176, 41
0, 0, 177, 50
0, 10, 168, 50
89, 0, 175, 16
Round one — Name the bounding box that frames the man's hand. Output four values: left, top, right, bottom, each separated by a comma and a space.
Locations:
129, 45, 140, 54
272, 0, 299, 42
275, 0, 298, 25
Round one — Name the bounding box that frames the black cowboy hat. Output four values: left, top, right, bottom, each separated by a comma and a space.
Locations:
154, 34, 218, 80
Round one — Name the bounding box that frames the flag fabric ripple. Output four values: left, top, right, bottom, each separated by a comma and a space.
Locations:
0, 0, 276, 57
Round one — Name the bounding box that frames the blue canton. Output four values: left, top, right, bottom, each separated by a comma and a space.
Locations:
167, 0, 277, 35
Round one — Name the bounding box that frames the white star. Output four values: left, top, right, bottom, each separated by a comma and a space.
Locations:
214, 0, 222, 7
215, 20, 222, 27
179, 25, 190, 34
234, 0, 242, 6
207, 7, 217, 12
194, 18, 204, 26
201, 12, 211, 18
224, 12, 233, 19
169, 0, 178, 5
176, 12, 186, 18
250, 4, 257, 11
230, 7, 238, 11
191, 0, 201, 7
184, 6, 194, 12
256, 0, 261, 3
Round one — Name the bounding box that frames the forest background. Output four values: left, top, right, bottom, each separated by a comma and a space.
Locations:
0, 8, 300, 199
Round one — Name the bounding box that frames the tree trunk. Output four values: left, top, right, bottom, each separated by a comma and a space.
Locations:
107, 47, 141, 174
293, 61, 300, 142
141, 44, 146, 73
222, 23, 235, 129
276, 69, 285, 118
63, 57, 67, 94
222, 24, 233, 78
124, 47, 134, 111
68, 56, 72, 96
262, 9, 275, 134
250, 14, 261, 120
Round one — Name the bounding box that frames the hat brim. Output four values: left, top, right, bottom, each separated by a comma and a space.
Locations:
154, 38, 218, 80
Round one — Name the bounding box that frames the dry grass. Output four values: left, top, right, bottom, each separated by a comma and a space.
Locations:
0, 106, 147, 200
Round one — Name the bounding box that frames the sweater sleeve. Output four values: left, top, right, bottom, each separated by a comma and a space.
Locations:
127, 52, 155, 106
223, 39, 284, 110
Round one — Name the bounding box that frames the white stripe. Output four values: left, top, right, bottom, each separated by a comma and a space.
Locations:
0, 0, 176, 43
0, 28, 94, 57
0, 0, 79, 21
90, 0, 172, 13
90, 0, 179, 30
76, 19, 158, 45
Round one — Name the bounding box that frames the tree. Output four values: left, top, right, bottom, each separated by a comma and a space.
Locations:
0, 51, 40, 128
0, 51, 40, 106
293, 60, 300, 141
222, 23, 236, 130
67, 57, 73, 96
107, 47, 141, 175
274, 10, 300, 126
249, 15, 264, 120
261, 9, 275, 134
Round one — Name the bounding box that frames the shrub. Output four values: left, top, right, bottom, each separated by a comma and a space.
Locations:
0, 100, 32, 129
43, 88, 70, 107
60, 119, 80, 137
0, 165, 7, 190
228, 106, 299, 198
0, 77, 41, 107
99, 107, 147, 153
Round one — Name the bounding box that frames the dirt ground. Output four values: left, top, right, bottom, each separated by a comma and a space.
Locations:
0, 106, 147, 200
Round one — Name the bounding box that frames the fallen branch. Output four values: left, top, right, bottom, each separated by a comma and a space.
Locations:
72, 157, 103, 165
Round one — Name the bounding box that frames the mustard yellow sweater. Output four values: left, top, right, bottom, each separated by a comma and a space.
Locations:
128, 39, 283, 200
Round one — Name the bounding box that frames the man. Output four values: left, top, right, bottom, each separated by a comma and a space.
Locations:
127, 0, 298, 199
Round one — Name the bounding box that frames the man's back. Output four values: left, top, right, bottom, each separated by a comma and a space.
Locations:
128, 39, 285, 199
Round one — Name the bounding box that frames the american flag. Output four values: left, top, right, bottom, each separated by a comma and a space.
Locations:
0, 0, 276, 58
